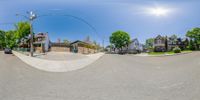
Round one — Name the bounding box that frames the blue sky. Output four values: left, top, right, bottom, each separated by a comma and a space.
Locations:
0, 0, 200, 46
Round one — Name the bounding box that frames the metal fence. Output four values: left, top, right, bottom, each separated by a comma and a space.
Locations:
13, 48, 30, 52
13, 48, 30, 55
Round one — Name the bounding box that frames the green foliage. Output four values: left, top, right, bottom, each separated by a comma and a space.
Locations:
186, 27, 200, 50
188, 39, 195, 50
145, 38, 154, 49
5, 30, 17, 49
173, 46, 181, 53
0, 30, 6, 48
15, 22, 30, 40
63, 39, 70, 44
170, 34, 178, 39
169, 34, 178, 43
109, 30, 130, 50
0, 21, 31, 49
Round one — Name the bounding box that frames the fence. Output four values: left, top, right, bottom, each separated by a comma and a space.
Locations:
13, 48, 30, 55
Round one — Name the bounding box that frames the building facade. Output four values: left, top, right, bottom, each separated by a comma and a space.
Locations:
70, 40, 97, 54
153, 35, 167, 52
153, 35, 189, 52
50, 43, 70, 52
34, 32, 50, 53
128, 38, 143, 53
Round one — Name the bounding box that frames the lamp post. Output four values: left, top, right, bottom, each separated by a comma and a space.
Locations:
16, 11, 37, 57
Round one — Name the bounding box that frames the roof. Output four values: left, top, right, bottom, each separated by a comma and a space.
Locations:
70, 40, 91, 45
51, 42, 70, 47
155, 35, 165, 40
130, 38, 139, 43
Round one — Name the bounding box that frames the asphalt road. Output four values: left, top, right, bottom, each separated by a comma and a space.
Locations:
0, 51, 200, 100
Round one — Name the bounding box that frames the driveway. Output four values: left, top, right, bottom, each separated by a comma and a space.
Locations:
0, 51, 200, 100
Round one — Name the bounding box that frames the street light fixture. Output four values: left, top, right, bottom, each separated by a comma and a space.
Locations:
16, 11, 37, 57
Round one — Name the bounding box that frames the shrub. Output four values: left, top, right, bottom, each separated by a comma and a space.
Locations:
173, 47, 181, 53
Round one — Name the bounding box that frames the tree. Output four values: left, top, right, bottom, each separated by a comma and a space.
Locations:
0, 30, 6, 48
145, 38, 154, 49
5, 30, 17, 49
15, 22, 31, 42
109, 30, 130, 51
189, 39, 195, 50
0, 21, 31, 49
186, 27, 200, 50
93, 40, 97, 45
63, 39, 70, 44
170, 34, 178, 43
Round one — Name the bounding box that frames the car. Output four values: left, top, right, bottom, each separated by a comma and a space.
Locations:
4, 48, 12, 54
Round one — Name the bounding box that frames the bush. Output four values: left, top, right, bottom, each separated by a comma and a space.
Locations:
173, 47, 181, 53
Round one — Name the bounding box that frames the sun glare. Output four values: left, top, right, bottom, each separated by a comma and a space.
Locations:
148, 7, 170, 16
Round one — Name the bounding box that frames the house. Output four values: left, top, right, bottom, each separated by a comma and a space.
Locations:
50, 42, 70, 52
153, 35, 189, 52
49, 40, 98, 54
153, 35, 167, 52
18, 35, 30, 49
33, 32, 50, 53
128, 38, 143, 53
167, 35, 177, 51
177, 38, 189, 50
70, 40, 97, 54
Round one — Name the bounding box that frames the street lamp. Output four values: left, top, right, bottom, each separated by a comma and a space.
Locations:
16, 11, 37, 57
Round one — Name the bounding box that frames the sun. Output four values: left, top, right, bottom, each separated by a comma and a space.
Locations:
148, 7, 170, 16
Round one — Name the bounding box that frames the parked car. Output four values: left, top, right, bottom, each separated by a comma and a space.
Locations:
4, 48, 12, 54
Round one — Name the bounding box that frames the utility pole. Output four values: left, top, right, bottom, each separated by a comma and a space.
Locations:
17, 11, 37, 57
102, 36, 105, 51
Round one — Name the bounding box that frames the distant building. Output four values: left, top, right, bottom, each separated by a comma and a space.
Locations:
50, 42, 70, 52
167, 35, 177, 51
34, 32, 50, 53
49, 40, 98, 54
70, 40, 97, 54
177, 38, 189, 50
128, 38, 143, 53
153, 35, 189, 52
153, 35, 167, 52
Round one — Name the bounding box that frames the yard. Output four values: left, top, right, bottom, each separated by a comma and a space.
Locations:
148, 50, 192, 56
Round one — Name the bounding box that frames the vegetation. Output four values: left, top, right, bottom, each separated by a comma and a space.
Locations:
148, 51, 175, 55
186, 27, 200, 50
173, 46, 181, 53
0, 22, 30, 49
63, 39, 70, 44
5, 30, 17, 49
109, 30, 130, 52
181, 50, 192, 53
145, 38, 154, 51
0, 30, 6, 48
15, 22, 30, 40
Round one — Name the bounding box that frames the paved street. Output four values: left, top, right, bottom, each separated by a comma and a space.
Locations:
0, 51, 200, 100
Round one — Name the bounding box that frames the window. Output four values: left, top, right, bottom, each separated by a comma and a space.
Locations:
158, 40, 162, 44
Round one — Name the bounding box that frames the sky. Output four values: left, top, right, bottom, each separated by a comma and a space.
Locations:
0, 0, 200, 46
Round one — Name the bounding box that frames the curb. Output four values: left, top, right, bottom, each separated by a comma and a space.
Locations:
13, 51, 104, 72
133, 52, 192, 57
147, 52, 192, 57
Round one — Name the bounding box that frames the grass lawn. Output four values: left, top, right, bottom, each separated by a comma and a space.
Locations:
148, 51, 175, 56
148, 50, 193, 56
181, 50, 192, 53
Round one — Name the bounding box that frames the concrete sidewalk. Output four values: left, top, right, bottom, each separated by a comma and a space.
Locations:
13, 51, 104, 72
